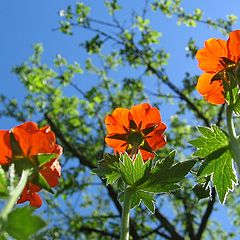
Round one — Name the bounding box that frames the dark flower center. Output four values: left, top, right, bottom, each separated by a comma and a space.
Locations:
128, 128, 144, 146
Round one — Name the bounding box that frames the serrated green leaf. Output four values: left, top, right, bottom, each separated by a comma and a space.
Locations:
137, 151, 195, 194
167, 159, 196, 182
192, 183, 210, 200
105, 172, 121, 185
119, 153, 136, 185
151, 150, 175, 174
198, 150, 237, 204
141, 183, 180, 193
190, 124, 236, 203
119, 152, 151, 186
92, 153, 121, 185
130, 192, 141, 209
4, 206, 46, 240
189, 125, 229, 158
137, 191, 155, 214
233, 96, 240, 116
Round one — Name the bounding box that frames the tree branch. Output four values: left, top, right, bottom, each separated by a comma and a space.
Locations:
154, 209, 184, 240
79, 226, 119, 239
146, 64, 210, 127
195, 188, 216, 240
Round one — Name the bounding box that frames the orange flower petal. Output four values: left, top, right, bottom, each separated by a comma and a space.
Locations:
196, 73, 224, 104
205, 87, 225, 104
139, 150, 155, 161
146, 132, 167, 151
138, 104, 165, 130
40, 159, 61, 187
129, 103, 151, 127
227, 30, 240, 62
105, 108, 130, 134
17, 188, 42, 208
196, 38, 227, 73
105, 137, 128, 154
13, 122, 57, 156
197, 73, 216, 94
0, 130, 11, 165
29, 192, 42, 208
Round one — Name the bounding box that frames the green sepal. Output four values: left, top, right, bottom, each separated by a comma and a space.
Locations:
13, 158, 36, 176
3, 206, 46, 240
31, 173, 54, 194
9, 132, 24, 156
32, 153, 58, 167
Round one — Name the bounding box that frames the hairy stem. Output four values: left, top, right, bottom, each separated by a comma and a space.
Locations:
0, 169, 29, 226
226, 105, 240, 173
120, 187, 133, 240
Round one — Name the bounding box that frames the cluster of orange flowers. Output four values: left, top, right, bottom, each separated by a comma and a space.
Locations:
0, 122, 62, 208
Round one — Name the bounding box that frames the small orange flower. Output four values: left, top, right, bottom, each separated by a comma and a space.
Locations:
0, 122, 62, 208
196, 30, 240, 104
105, 103, 167, 160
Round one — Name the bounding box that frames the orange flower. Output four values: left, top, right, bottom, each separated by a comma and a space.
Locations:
105, 103, 167, 160
0, 122, 62, 208
196, 30, 240, 104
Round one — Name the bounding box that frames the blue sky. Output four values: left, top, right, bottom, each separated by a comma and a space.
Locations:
1, 0, 240, 235
1, 0, 240, 129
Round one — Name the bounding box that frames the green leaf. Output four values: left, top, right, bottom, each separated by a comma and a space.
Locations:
0, 166, 8, 197
4, 206, 46, 240
119, 152, 151, 186
137, 151, 195, 194
233, 95, 240, 116
190, 125, 236, 203
189, 125, 229, 158
105, 172, 121, 185
198, 150, 237, 204
141, 183, 180, 193
130, 191, 141, 209
192, 183, 210, 200
92, 153, 121, 185
137, 191, 155, 214
35, 153, 58, 166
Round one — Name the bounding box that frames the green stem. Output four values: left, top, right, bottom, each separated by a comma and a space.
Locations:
0, 169, 29, 221
120, 187, 132, 240
226, 105, 240, 172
